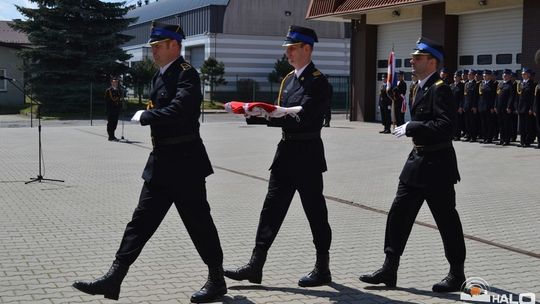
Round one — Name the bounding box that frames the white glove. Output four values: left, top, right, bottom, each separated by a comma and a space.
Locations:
131, 110, 145, 122
393, 121, 409, 138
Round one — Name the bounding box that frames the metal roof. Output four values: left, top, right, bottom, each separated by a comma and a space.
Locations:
307, 0, 427, 19
0, 21, 29, 45
127, 0, 229, 25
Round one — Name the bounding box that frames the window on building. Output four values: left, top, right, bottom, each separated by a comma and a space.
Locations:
403, 59, 411, 67
459, 55, 474, 65
395, 59, 402, 68
516, 53, 521, 64
186, 46, 205, 70
404, 72, 412, 81
377, 60, 388, 69
496, 54, 512, 64
477, 55, 492, 65
0, 69, 6, 91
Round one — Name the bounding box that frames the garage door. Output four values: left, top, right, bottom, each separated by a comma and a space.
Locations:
458, 8, 522, 77
376, 20, 421, 121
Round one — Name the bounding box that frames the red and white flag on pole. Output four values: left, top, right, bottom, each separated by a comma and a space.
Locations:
386, 47, 397, 92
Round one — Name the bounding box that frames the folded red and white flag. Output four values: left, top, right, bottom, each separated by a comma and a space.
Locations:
224, 101, 302, 119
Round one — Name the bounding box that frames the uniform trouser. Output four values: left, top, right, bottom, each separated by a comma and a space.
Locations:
479, 111, 496, 141
512, 113, 518, 140
115, 180, 223, 268
254, 169, 332, 254
384, 181, 466, 266
465, 110, 478, 139
107, 111, 120, 138
380, 105, 391, 131
498, 111, 513, 144
518, 113, 536, 145
455, 112, 464, 138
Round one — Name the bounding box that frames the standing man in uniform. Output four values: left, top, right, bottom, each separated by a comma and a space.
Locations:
224, 25, 333, 288
379, 74, 392, 133
516, 68, 537, 147
495, 69, 515, 146
478, 70, 497, 144
72, 22, 227, 303
105, 77, 123, 141
451, 71, 465, 141
463, 70, 479, 142
511, 72, 520, 142
359, 37, 466, 292
394, 70, 407, 126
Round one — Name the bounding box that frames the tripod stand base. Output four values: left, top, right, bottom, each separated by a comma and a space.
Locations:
25, 175, 65, 184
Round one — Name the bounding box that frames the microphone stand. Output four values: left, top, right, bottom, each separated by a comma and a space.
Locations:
4, 78, 64, 184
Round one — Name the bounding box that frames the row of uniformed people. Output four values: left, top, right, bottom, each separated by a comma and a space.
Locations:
447, 68, 540, 148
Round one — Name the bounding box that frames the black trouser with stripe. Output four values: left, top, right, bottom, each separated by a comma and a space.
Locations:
115, 180, 223, 268
384, 181, 466, 267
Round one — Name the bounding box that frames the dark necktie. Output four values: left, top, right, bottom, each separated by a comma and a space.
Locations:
413, 85, 422, 105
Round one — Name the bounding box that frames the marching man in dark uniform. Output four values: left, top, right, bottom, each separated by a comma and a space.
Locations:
359, 37, 466, 292
72, 22, 227, 303
224, 25, 333, 288
495, 69, 515, 146
105, 77, 123, 141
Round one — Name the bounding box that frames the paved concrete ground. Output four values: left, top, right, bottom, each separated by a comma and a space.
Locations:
0, 114, 539, 304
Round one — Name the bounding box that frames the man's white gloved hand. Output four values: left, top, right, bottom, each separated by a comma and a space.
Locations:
393, 121, 409, 138
131, 110, 145, 122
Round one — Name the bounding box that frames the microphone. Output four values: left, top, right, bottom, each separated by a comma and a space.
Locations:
0, 76, 15, 81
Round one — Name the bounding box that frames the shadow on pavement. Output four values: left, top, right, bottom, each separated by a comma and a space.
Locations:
228, 281, 417, 303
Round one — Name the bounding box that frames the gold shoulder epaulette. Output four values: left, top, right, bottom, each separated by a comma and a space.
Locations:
312, 70, 322, 77
180, 62, 192, 70
435, 80, 444, 86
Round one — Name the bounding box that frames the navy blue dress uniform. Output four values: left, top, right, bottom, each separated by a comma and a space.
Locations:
511, 72, 520, 141
225, 25, 333, 288
360, 38, 466, 293
451, 71, 465, 140
495, 69, 515, 145
463, 70, 480, 141
104, 78, 123, 141
516, 68, 537, 147
379, 75, 392, 133
478, 70, 498, 143
73, 22, 226, 303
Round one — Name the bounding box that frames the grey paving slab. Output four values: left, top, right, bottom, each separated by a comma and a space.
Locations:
0, 114, 539, 304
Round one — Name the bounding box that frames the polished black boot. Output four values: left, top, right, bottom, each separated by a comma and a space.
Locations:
298, 252, 332, 287
359, 255, 399, 287
72, 260, 128, 300
432, 264, 466, 292
223, 249, 267, 284
191, 266, 227, 303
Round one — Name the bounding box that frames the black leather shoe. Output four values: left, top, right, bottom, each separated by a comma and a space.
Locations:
298, 253, 331, 287
72, 260, 128, 300
224, 249, 266, 284
359, 255, 399, 287
432, 272, 466, 292
191, 267, 227, 303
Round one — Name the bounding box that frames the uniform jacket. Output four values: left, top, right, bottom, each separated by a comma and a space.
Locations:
248, 62, 332, 173
517, 80, 537, 114
478, 80, 497, 112
463, 80, 479, 111
139, 56, 213, 185
400, 72, 460, 188
379, 84, 392, 107
105, 86, 123, 114
495, 80, 514, 112
451, 81, 464, 109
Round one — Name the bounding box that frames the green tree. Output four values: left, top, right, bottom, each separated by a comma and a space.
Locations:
268, 54, 293, 84
10, 0, 136, 113
200, 57, 227, 103
126, 58, 157, 104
